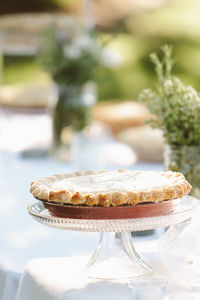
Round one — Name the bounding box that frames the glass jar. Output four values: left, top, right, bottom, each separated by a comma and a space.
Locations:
48, 83, 96, 161
165, 145, 200, 198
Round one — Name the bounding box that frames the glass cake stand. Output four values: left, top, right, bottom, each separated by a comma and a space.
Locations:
27, 196, 199, 280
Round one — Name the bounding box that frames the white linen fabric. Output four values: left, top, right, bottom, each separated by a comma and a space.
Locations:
16, 257, 132, 300
0, 267, 21, 300
16, 250, 200, 300
16, 255, 168, 300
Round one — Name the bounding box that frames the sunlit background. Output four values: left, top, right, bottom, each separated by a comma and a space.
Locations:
0, 0, 200, 168
1, 0, 200, 96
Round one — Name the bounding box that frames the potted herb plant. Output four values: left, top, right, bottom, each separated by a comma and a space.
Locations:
139, 45, 200, 198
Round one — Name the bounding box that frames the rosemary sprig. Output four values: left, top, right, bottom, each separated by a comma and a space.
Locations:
138, 45, 200, 146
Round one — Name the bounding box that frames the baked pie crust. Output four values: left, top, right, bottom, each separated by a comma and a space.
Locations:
30, 169, 191, 207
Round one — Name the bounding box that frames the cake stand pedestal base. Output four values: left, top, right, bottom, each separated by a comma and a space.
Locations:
83, 232, 152, 280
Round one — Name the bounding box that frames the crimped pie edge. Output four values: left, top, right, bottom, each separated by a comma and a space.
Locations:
30, 169, 191, 207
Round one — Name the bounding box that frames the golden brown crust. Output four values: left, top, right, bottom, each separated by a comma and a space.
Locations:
30, 169, 191, 207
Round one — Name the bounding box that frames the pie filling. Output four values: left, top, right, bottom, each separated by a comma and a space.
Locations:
51, 171, 174, 194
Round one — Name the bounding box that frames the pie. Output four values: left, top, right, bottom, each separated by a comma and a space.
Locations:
92, 101, 151, 134
30, 169, 191, 207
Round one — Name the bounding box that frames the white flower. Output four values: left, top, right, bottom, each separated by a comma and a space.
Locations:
183, 94, 188, 101
73, 36, 94, 50
163, 79, 173, 96
164, 79, 173, 89
63, 35, 97, 59
187, 85, 198, 98
63, 44, 81, 59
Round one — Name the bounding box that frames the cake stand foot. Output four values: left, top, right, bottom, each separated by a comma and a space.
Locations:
83, 232, 152, 280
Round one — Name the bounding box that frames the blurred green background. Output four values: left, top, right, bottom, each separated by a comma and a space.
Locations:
2, 0, 200, 101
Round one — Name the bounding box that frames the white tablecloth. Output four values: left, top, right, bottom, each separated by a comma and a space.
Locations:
16, 247, 200, 299
15, 255, 167, 300
0, 151, 163, 300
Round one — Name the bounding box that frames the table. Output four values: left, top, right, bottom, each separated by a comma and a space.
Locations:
0, 151, 163, 300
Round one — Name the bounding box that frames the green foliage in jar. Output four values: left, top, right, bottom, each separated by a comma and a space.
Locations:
138, 45, 200, 146
38, 24, 104, 86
